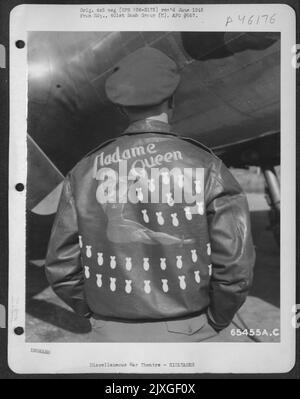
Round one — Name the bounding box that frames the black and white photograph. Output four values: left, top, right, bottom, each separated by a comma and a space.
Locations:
26, 29, 280, 344
8, 3, 296, 374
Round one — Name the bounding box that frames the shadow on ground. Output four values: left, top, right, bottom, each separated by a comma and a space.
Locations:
27, 299, 91, 334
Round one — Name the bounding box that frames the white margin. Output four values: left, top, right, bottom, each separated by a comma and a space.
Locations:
8, 3, 296, 374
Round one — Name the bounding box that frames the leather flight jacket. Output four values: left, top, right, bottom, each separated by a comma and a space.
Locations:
45, 119, 255, 331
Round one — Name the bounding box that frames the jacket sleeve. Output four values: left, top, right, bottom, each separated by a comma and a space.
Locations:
45, 175, 91, 317
206, 161, 256, 331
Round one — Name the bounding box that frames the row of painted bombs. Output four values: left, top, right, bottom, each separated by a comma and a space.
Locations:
139, 174, 203, 192
136, 188, 204, 209
85, 254, 211, 271
79, 239, 212, 266
140, 202, 204, 227
84, 267, 212, 294
83, 243, 213, 292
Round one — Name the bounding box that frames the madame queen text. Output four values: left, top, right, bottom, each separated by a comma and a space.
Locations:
93, 143, 182, 177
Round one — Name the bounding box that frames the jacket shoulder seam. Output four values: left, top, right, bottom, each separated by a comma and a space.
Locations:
83, 138, 117, 159
179, 136, 218, 158
207, 158, 223, 204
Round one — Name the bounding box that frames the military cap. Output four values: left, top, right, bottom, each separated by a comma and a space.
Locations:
105, 47, 180, 106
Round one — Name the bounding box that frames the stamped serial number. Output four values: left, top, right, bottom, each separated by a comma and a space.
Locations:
231, 328, 280, 337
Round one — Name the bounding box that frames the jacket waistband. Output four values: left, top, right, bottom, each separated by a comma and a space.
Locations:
90, 308, 208, 324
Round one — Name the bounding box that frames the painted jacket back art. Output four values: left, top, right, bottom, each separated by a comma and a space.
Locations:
45, 120, 255, 329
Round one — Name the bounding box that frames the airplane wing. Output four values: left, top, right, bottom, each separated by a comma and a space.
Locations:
27, 31, 280, 215
27, 134, 64, 213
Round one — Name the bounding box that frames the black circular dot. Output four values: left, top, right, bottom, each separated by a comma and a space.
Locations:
14, 327, 24, 335
15, 40, 25, 49
15, 183, 24, 192
56, 84, 61, 88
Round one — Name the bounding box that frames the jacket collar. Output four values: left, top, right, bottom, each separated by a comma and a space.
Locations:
122, 119, 177, 136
